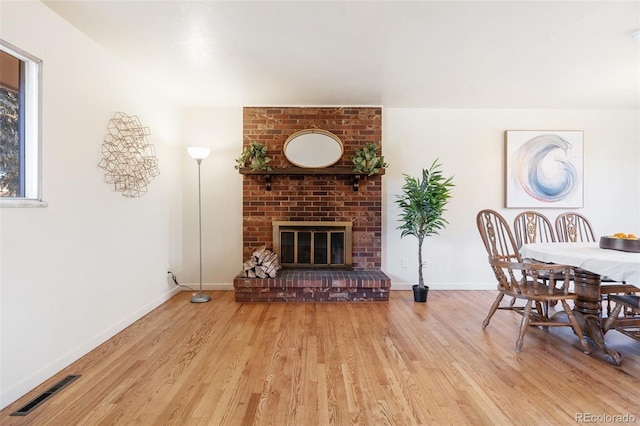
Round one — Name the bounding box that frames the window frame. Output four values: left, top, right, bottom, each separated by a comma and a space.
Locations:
0, 39, 45, 208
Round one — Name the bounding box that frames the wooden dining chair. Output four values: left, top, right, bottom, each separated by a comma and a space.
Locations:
512, 211, 562, 312
555, 211, 639, 315
513, 210, 556, 248
476, 209, 590, 354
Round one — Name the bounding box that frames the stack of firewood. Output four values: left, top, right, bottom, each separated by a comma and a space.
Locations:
240, 246, 281, 278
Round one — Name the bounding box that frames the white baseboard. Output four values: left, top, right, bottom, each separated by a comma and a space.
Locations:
180, 283, 235, 291
384, 283, 495, 291
185, 283, 496, 291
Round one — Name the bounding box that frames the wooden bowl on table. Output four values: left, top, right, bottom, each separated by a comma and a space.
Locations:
599, 236, 640, 253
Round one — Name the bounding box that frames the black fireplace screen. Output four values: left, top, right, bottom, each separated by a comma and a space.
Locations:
273, 221, 352, 268
280, 230, 345, 266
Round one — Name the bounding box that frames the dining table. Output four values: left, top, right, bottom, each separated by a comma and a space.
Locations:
519, 242, 640, 366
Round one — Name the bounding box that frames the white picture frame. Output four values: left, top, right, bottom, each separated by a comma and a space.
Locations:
505, 130, 584, 208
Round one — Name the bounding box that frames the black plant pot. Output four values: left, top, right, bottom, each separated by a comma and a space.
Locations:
412, 285, 429, 303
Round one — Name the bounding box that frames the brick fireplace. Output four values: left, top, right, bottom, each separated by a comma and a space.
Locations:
233, 107, 391, 301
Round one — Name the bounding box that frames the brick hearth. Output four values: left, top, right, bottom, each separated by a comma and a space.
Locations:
233, 270, 391, 302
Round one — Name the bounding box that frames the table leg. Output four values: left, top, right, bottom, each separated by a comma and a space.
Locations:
573, 269, 623, 366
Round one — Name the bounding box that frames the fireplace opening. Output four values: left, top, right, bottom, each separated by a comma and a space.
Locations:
273, 221, 352, 269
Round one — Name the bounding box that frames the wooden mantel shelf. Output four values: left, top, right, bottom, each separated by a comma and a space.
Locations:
238, 167, 385, 191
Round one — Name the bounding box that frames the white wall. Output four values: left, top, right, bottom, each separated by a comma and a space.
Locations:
0, 2, 183, 409
383, 108, 640, 289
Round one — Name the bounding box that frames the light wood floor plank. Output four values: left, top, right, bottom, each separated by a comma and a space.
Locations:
1, 290, 639, 425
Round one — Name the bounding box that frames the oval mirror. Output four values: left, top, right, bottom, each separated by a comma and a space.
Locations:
283, 129, 344, 168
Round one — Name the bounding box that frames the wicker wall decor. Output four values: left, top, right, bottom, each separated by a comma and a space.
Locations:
98, 112, 159, 197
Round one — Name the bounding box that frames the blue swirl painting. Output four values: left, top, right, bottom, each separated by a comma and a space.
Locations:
506, 131, 583, 208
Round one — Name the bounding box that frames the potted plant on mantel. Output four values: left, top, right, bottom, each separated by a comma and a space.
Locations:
396, 159, 454, 302
352, 143, 388, 176
234, 141, 273, 171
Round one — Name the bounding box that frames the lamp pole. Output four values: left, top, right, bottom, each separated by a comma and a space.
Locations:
188, 147, 211, 303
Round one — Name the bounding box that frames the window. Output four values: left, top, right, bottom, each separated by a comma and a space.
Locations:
0, 40, 44, 207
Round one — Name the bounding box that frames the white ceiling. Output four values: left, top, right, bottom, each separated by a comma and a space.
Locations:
43, 0, 640, 109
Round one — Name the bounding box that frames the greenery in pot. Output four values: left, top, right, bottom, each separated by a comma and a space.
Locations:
235, 141, 273, 171
352, 143, 388, 176
396, 159, 454, 291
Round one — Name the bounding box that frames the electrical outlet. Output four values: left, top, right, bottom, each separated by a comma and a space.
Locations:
401, 258, 408, 268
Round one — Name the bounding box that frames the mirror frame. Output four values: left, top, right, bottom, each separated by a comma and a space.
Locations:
283, 129, 344, 168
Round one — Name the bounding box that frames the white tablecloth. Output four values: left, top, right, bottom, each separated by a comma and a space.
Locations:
519, 242, 640, 285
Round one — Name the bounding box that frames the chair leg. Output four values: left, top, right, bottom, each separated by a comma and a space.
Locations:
533, 301, 550, 332
561, 300, 591, 355
605, 294, 613, 317
515, 300, 533, 353
603, 303, 624, 333
483, 293, 505, 330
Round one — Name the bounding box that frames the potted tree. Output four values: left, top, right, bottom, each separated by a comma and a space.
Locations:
396, 159, 454, 302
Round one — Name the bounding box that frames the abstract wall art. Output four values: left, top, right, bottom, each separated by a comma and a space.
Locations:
505, 130, 583, 208
99, 112, 159, 197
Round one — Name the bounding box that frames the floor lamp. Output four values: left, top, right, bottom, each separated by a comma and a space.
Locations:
188, 147, 211, 303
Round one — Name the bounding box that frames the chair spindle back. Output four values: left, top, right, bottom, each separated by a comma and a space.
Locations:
513, 211, 556, 248
555, 212, 596, 242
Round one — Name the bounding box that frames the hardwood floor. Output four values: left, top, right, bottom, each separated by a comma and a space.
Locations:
1, 290, 639, 425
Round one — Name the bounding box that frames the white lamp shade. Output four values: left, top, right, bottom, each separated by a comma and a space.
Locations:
187, 147, 211, 160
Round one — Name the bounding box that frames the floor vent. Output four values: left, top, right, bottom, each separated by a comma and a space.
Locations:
10, 375, 80, 416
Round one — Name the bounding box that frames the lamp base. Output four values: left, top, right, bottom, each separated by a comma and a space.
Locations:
191, 292, 211, 303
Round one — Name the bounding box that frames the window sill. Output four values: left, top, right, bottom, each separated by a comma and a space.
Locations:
0, 199, 48, 208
